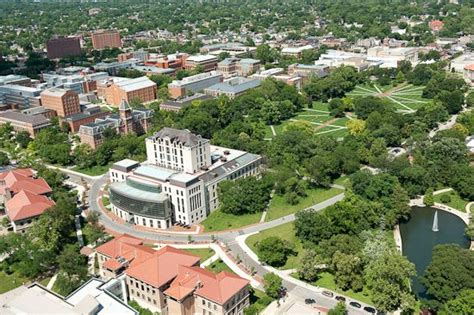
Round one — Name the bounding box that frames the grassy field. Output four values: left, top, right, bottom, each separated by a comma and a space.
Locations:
182, 248, 215, 262
334, 176, 351, 188
0, 271, 28, 294
201, 210, 261, 232
265, 102, 349, 139
246, 222, 303, 270
250, 289, 274, 313
434, 190, 469, 212
205, 259, 234, 274
266, 186, 343, 221
347, 83, 429, 112
39, 276, 52, 287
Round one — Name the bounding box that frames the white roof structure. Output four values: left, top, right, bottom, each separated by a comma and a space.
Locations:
185, 54, 218, 62
281, 45, 314, 54
115, 76, 156, 92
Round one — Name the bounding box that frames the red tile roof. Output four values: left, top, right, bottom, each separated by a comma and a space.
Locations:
0, 169, 51, 196
126, 246, 200, 288
165, 265, 249, 305
96, 234, 155, 270
464, 64, 474, 71
6, 190, 55, 221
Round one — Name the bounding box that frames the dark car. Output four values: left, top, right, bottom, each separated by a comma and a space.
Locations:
305, 298, 316, 305
335, 296, 346, 302
364, 306, 377, 313
350, 301, 362, 308
322, 290, 334, 298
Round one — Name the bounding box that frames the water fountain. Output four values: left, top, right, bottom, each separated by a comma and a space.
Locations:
432, 210, 439, 232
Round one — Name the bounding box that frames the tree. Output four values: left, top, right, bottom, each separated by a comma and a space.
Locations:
423, 188, 434, 206
57, 244, 88, 281
328, 302, 347, 315
421, 245, 474, 308
331, 251, 364, 291
297, 249, 324, 282
15, 131, 32, 149
465, 91, 474, 108
263, 273, 282, 299
440, 289, 474, 315
364, 252, 416, 313
256, 236, 294, 267
218, 177, 272, 215
0, 152, 9, 166
395, 71, 405, 84
346, 119, 366, 136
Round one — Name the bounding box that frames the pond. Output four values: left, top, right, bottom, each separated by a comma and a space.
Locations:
399, 206, 470, 299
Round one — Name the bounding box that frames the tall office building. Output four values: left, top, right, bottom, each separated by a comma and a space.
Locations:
91, 30, 122, 50
46, 37, 81, 59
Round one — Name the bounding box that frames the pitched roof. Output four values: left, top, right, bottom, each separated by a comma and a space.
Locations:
0, 111, 50, 126
119, 98, 131, 111
0, 169, 52, 196
6, 190, 55, 221
164, 265, 249, 305
125, 246, 200, 288
153, 127, 205, 147
95, 234, 145, 257
464, 64, 474, 71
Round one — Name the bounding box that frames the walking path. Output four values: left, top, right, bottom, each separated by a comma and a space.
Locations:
270, 125, 276, 136
46, 274, 58, 290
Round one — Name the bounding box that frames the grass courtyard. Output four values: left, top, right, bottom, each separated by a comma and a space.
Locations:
0, 271, 28, 294
265, 102, 349, 139
347, 83, 429, 112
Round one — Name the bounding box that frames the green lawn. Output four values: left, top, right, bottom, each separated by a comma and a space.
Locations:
205, 259, 234, 274
74, 163, 112, 176
334, 176, 350, 188
265, 186, 343, 221
250, 289, 274, 313
201, 210, 261, 232
182, 248, 215, 262
310, 272, 374, 305
102, 196, 110, 207
39, 276, 52, 287
0, 271, 28, 294
434, 190, 469, 212
246, 222, 303, 270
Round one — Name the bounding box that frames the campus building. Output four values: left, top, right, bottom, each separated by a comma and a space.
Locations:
108, 128, 261, 229
0, 279, 137, 315
79, 99, 153, 149
0, 111, 51, 138
0, 85, 42, 109
204, 77, 261, 99
183, 55, 219, 72
95, 234, 250, 315
40, 88, 81, 117
46, 36, 82, 59
160, 94, 214, 112
0, 75, 32, 87
168, 71, 223, 99
91, 30, 122, 50
0, 168, 54, 233
281, 45, 314, 58
217, 58, 260, 77
102, 76, 157, 106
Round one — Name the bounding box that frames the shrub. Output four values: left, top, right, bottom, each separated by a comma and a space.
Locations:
440, 194, 451, 204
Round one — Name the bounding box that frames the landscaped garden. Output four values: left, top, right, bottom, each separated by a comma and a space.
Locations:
201, 210, 261, 232
205, 259, 234, 274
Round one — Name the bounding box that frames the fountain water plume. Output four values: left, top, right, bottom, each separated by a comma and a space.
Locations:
432, 210, 439, 232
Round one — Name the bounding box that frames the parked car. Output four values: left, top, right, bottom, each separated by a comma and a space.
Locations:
335, 296, 346, 302
322, 290, 334, 298
305, 298, 316, 304
363, 306, 376, 313
350, 301, 362, 308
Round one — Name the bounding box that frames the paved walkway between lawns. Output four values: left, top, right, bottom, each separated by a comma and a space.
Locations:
46, 274, 58, 290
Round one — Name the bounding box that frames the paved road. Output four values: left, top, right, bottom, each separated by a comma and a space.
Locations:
83, 173, 369, 314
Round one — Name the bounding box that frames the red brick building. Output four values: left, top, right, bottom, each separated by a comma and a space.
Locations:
91, 30, 122, 50
46, 36, 81, 59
